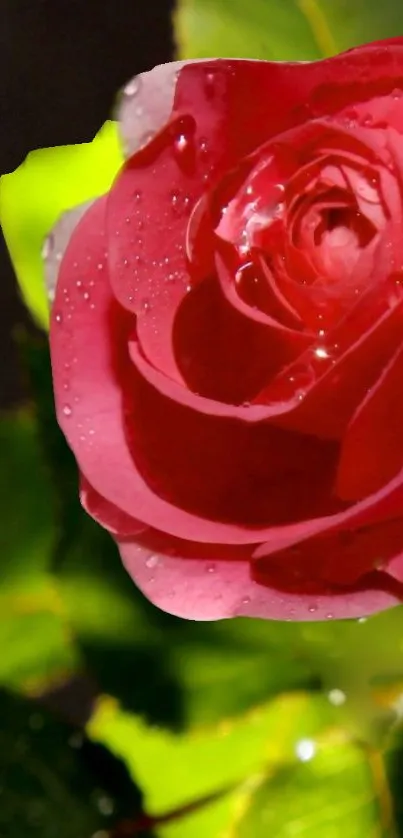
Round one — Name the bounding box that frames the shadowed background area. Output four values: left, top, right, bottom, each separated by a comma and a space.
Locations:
0, 0, 174, 407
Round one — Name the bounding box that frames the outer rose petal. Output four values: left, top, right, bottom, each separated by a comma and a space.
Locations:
118, 537, 398, 621
44, 202, 93, 302
118, 61, 188, 157
80, 476, 146, 538
53, 196, 332, 544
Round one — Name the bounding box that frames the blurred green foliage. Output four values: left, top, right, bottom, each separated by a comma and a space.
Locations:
0, 121, 123, 330
175, 0, 403, 60
2, 0, 403, 836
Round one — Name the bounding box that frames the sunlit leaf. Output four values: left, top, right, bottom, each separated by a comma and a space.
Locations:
175, 0, 403, 61
88, 692, 336, 818
0, 121, 123, 329
231, 737, 395, 838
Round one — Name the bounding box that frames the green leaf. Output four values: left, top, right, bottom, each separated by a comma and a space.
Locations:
231, 737, 395, 838
0, 688, 144, 838
87, 691, 337, 819
175, 0, 403, 61
0, 121, 123, 329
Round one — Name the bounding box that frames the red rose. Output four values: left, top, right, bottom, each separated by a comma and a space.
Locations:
49, 40, 403, 622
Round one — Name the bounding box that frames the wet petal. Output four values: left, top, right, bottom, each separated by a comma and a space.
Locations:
119, 531, 399, 621
44, 201, 93, 303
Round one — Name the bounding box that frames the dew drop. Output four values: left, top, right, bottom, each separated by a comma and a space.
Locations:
140, 131, 154, 147
141, 298, 150, 311
63, 404, 72, 417
54, 312, 63, 324
133, 190, 142, 203
314, 346, 329, 360
206, 563, 216, 573
308, 604, 317, 613
362, 114, 374, 127
328, 688, 346, 706
97, 795, 114, 816
205, 70, 217, 98
41, 234, 53, 260
295, 739, 316, 762
124, 77, 141, 97
241, 596, 251, 605
146, 554, 160, 569
176, 134, 187, 153
172, 116, 196, 171
97, 262, 104, 271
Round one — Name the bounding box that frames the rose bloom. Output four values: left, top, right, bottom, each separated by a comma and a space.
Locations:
49, 39, 403, 622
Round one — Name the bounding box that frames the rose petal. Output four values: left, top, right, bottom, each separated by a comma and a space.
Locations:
118, 61, 188, 157
254, 517, 403, 589
119, 532, 399, 621
126, 339, 340, 527
44, 201, 93, 303
173, 269, 306, 404
254, 469, 403, 562
80, 475, 146, 537
337, 341, 403, 500
258, 276, 403, 439
51, 196, 326, 544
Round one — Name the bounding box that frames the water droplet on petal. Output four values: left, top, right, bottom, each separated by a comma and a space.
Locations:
139, 131, 154, 147
41, 234, 53, 260
308, 604, 317, 613
54, 312, 63, 324
172, 116, 196, 171
146, 554, 160, 569
63, 404, 72, 417
124, 77, 141, 97
206, 563, 216, 573
314, 346, 329, 360
204, 70, 217, 98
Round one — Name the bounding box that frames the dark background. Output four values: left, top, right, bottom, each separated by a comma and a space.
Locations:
0, 0, 174, 407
